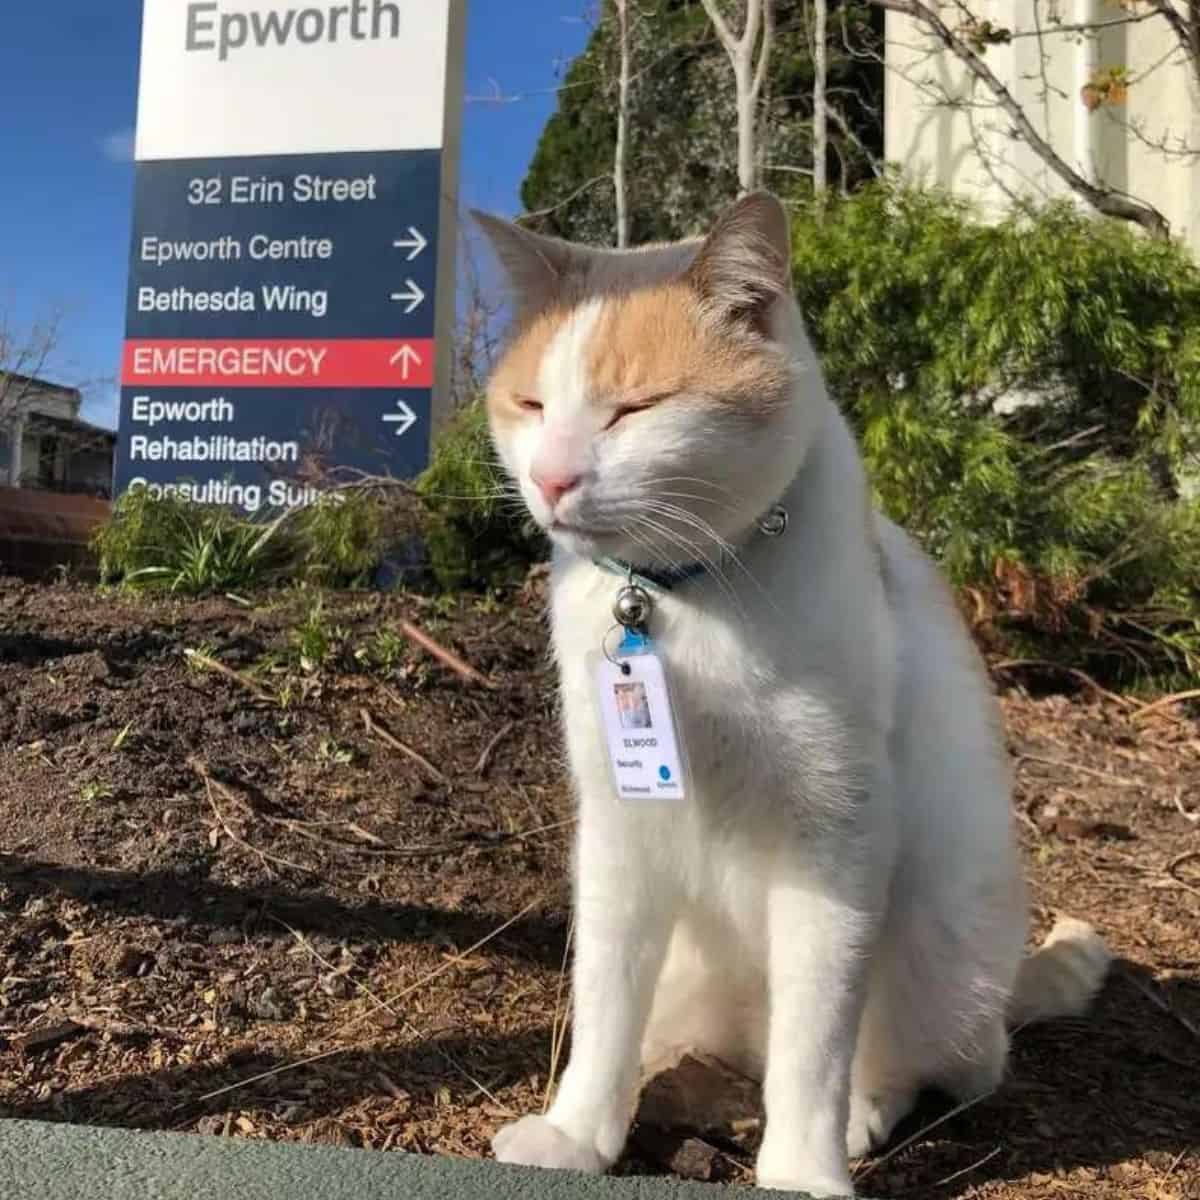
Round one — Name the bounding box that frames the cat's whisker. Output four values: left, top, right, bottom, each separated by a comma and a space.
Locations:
652, 475, 739, 499
639, 499, 783, 619
654, 490, 741, 514
631, 512, 747, 620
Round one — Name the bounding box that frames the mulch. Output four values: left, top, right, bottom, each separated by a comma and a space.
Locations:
0, 575, 1196, 1198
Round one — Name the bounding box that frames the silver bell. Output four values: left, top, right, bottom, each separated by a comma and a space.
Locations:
613, 584, 652, 629
758, 504, 788, 537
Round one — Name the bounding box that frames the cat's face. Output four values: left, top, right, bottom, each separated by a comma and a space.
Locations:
477, 193, 803, 567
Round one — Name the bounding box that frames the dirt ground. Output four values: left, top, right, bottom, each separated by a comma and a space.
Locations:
0, 576, 1196, 1199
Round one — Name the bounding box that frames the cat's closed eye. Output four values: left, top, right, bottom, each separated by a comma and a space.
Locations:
605, 394, 671, 430
604, 406, 640, 430
514, 394, 543, 414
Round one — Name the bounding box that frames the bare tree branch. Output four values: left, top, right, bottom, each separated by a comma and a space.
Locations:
872, 0, 1172, 239
699, 0, 736, 53
751, 0, 775, 101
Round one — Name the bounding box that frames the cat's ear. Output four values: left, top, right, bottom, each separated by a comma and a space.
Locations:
686, 191, 792, 328
471, 211, 580, 320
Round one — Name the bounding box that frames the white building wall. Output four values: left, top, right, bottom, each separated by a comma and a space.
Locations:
885, 3, 1200, 255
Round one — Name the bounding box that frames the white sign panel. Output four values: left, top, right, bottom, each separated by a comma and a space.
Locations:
136, 0, 455, 158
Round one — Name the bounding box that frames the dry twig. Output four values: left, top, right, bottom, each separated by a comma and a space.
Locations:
1173, 792, 1200, 824
399, 619, 496, 689
192, 896, 543, 1106
543, 911, 576, 1115
276, 919, 514, 1115
1132, 688, 1200, 721
189, 759, 315, 876
1165, 848, 1200, 900
853, 1089, 996, 1181
992, 658, 1137, 710
1012, 754, 1140, 789
475, 721, 515, 777
183, 648, 275, 704
932, 1144, 1003, 1188
1123, 967, 1200, 1042
360, 708, 449, 784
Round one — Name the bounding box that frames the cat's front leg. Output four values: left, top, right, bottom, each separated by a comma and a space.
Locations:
754, 863, 877, 1198
493, 813, 673, 1174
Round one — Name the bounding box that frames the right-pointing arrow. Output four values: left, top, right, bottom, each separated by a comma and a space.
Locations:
389, 279, 425, 314
389, 343, 424, 381
392, 227, 428, 261
382, 398, 417, 437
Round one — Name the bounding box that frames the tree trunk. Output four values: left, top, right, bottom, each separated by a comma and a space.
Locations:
613, 0, 631, 247
813, 0, 828, 199
735, 59, 757, 194
700, 0, 775, 195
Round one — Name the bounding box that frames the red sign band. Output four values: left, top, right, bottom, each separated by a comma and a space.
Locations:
121, 338, 435, 389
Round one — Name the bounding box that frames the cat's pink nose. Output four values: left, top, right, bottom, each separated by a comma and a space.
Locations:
533, 470, 581, 510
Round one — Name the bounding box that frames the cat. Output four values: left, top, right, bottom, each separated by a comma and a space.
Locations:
474, 192, 1110, 1197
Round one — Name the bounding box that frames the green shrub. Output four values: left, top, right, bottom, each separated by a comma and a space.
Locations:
790, 182, 1200, 681
94, 485, 396, 594
290, 491, 391, 586
94, 486, 291, 592
415, 402, 546, 590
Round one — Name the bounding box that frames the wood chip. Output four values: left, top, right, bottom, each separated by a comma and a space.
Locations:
17, 1019, 85, 1057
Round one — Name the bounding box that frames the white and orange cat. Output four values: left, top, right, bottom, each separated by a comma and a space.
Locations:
475, 193, 1109, 1196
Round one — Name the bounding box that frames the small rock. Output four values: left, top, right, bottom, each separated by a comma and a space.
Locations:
252, 986, 292, 1021
632, 1128, 725, 1182
208, 928, 242, 947
319, 972, 353, 999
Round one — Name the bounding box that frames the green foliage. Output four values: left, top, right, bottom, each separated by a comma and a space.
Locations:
94, 486, 291, 593
790, 182, 1200, 680
289, 492, 390, 586
415, 402, 545, 591
289, 597, 348, 672
94, 486, 394, 594
355, 628, 407, 674
522, 0, 883, 245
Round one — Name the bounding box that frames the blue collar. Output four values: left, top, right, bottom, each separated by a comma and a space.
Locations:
592, 554, 709, 594
591, 501, 789, 594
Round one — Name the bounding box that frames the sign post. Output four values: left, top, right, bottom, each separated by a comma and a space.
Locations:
114, 0, 466, 514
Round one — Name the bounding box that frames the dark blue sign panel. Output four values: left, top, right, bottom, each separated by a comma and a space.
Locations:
115, 149, 441, 512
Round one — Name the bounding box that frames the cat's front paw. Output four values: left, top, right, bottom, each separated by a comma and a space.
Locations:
846, 1087, 910, 1159
492, 1115, 606, 1175
756, 1143, 855, 1197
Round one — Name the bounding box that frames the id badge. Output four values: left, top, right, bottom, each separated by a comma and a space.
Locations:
591, 629, 689, 803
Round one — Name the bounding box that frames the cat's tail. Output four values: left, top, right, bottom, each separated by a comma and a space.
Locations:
1009, 916, 1111, 1027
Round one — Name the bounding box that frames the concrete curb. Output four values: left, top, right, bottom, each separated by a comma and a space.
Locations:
0, 1119, 847, 1199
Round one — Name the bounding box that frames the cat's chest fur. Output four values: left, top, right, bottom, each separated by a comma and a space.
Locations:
548, 542, 881, 850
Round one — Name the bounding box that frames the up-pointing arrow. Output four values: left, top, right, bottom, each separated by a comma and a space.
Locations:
382, 398, 417, 437
389, 343, 423, 381
389, 278, 426, 314
392, 227, 428, 261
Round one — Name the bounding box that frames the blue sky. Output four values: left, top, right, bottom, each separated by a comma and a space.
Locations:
0, 3, 591, 427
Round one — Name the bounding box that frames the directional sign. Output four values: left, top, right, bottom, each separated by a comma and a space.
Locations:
114, 0, 465, 515
393, 228, 428, 260
382, 399, 418, 437
389, 279, 426, 314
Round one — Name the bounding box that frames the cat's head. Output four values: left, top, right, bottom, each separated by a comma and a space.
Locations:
475, 192, 815, 568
